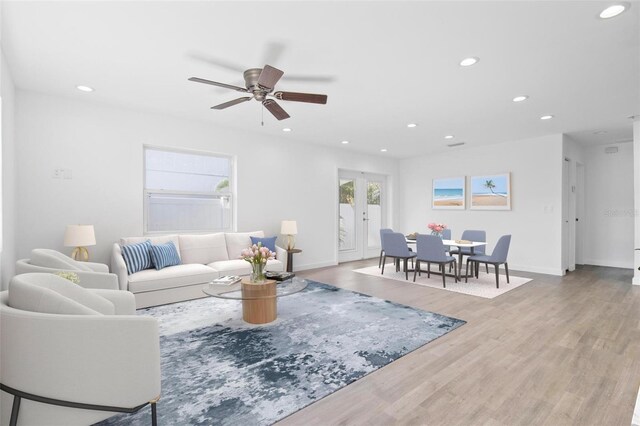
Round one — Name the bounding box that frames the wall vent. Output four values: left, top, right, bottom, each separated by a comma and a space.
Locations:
604, 146, 619, 154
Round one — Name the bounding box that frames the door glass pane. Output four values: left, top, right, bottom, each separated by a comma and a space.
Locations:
339, 179, 356, 251
367, 182, 382, 249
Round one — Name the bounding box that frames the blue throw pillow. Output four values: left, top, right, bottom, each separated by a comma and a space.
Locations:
121, 240, 153, 275
250, 236, 277, 253
149, 241, 181, 270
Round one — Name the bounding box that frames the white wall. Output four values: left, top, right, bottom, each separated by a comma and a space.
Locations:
15, 90, 398, 270
398, 134, 564, 275
1, 48, 17, 290
583, 142, 635, 269
562, 135, 586, 271
634, 121, 640, 284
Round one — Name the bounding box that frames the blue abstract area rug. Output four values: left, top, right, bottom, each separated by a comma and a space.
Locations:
98, 281, 465, 426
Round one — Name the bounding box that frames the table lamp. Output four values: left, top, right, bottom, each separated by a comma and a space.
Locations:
64, 225, 96, 261
281, 220, 298, 250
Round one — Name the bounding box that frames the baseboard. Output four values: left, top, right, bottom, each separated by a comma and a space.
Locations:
294, 260, 338, 272
507, 264, 564, 276
584, 259, 634, 269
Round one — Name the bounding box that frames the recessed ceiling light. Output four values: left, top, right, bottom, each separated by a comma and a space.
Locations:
512, 95, 529, 102
460, 57, 479, 67
540, 115, 554, 120
599, 4, 628, 19
76, 85, 94, 92
341, 140, 349, 144
380, 148, 388, 152
282, 128, 292, 132
407, 123, 417, 128
444, 135, 455, 140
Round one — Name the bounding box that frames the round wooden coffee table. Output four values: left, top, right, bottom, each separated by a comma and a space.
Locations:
202, 278, 308, 324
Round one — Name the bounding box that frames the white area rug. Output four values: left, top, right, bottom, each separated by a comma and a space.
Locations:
354, 264, 532, 299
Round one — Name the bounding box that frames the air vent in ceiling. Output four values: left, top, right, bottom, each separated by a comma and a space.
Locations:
447, 142, 465, 147
604, 146, 618, 154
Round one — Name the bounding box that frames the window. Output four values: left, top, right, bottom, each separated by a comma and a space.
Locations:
144, 146, 234, 233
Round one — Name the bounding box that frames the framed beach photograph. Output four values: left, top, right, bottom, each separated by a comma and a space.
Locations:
432, 177, 465, 209
470, 173, 511, 210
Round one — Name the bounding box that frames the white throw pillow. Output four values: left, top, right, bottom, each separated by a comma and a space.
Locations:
8, 273, 114, 315
225, 231, 265, 260
120, 235, 181, 259
30, 249, 93, 272
179, 233, 229, 264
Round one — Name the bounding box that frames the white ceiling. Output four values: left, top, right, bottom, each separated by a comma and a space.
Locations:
2, 1, 639, 158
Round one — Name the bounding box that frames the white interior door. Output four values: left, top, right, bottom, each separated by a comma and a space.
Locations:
338, 171, 387, 262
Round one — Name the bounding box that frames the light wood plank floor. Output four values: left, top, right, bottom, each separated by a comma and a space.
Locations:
277, 261, 640, 426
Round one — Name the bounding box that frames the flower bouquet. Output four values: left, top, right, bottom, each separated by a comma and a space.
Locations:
240, 243, 276, 283
427, 222, 447, 238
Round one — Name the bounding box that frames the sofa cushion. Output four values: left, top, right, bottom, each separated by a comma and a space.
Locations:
225, 231, 264, 260
121, 235, 181, 259
179, 233, 229, 264
127, 264, 219, 294
121, 240, 153, 275
30, 249, 93, 272
8, 273, 114, 315
207, 259, 284, 276
149, 241, 181, 270
250, 236, 277, 253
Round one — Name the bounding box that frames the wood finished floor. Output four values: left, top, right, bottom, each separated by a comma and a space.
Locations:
276, 261, 639, 426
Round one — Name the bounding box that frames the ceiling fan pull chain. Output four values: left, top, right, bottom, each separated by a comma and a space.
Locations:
261, 103, 264, 126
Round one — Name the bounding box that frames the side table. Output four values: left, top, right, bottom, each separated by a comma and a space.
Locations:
286, 249, 302, 272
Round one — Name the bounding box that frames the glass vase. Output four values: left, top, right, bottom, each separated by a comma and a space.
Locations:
431, 231, 443, 238
250, 262, 266, 284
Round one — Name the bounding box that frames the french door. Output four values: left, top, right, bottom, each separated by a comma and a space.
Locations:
338, 170, 387, 263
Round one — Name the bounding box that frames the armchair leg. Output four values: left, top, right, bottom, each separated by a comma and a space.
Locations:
441, 263, 446, 288
486, 264, 489, 274
379, 250, 383, 268
505, 263, 510, 283
381, 256, 386, 275
151, 402, 157, 426
404, 258, 409, 280
427, 263, 431, 278
465, 259, 470, 283
475, 261, 479, 278
453, 260, 458, 282
495, 264, 500, 288
414, 260, 420, 282
9, 395, 21, 426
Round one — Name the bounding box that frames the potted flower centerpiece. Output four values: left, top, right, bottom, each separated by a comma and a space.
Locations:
240, 243, 276, 283
427, 222, 447, 238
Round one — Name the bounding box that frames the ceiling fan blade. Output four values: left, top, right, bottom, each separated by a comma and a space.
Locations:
187, 52, 246, 73
282, 75, 336, 83
262, 99, 290, 120
257, 65, 284, 90
188, 77, 248, 92
211, 97, 252, 110
274, 91, 328, 104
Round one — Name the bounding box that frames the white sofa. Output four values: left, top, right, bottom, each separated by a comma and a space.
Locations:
0, 273, 160, 426
16, 249, 119, 290
112, 231, 286, 308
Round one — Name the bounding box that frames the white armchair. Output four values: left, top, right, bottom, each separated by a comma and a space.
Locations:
16, 249, 119, 290
0, 273, 161, 426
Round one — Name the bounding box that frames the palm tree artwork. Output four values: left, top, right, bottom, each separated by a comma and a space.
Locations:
483, 179, 496, 194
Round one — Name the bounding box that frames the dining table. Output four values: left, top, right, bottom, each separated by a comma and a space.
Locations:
406, 238, 487, 278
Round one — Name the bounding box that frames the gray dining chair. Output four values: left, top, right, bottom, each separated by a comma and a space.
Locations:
379, 228, 394, 268
381, 232, 417, 280
465, 235, 512, 288
413, 234, 458, 288
450, 229, 487, 274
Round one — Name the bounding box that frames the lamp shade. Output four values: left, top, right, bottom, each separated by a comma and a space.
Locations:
280, 220, 298, 235
64, 225, 96, 247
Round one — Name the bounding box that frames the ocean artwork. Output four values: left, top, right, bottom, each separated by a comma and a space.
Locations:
470, 173, 511, 210
432, 177, 465, 209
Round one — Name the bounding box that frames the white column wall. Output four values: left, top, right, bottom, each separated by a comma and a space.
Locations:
634, 121, 640, 285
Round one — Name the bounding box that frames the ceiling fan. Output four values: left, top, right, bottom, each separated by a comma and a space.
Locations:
188, 65, 328, 121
